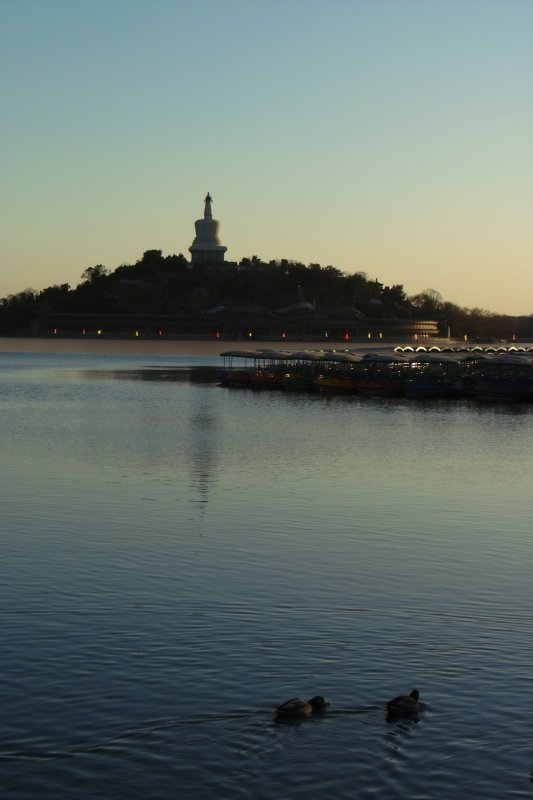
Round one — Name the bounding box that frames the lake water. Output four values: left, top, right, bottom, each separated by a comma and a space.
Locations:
1, 345, 532, 799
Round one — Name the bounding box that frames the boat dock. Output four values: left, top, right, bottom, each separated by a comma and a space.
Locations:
219, 345, 533, 402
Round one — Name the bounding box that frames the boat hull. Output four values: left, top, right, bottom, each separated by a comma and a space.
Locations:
315, 375, 360, 393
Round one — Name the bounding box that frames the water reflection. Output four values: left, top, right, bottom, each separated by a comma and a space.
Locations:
79, 366, 221, 384
75, 364, 221, 509
189, 403, 218, 510
385, 708, 421, 724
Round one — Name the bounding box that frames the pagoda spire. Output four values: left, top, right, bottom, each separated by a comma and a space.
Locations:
204, 192, 213, 219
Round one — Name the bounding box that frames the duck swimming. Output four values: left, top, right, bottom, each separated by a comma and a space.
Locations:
275, 696, 329, 718
386, 689, 421, 717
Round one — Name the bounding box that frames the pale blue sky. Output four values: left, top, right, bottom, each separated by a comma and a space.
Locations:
1, 0, 531, 314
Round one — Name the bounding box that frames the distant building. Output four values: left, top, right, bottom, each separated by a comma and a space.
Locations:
189, 193, 227, 265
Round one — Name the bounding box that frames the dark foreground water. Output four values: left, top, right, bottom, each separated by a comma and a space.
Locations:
1, 350, 532, 799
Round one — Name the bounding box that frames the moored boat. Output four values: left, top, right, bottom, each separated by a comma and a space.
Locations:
470, 354, 533, 402
281, 372, 318, 392
220, 368, 255, 388
219, 349, 258, 387
404, 353, 466, 399
249, 349, 293, 389
404, 375, 464, 399
281, 351, 324, 391
315, 352, 362, 393
357, 352, 409, 397
251, 368, 286, 389
475, 378, 533, 402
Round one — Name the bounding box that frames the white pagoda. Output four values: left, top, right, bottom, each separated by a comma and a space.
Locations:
189, 193, 227, 264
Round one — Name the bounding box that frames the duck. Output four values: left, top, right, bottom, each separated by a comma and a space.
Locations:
386, 689, 421, 717
275, 696, 329, 718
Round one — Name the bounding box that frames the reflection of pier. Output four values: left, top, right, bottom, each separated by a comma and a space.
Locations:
219, 346, 533, 402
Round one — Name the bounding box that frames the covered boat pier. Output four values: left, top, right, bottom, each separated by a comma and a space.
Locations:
219, 346, 533, 402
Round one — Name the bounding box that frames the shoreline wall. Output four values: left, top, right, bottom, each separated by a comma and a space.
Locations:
0, 336, 507, 357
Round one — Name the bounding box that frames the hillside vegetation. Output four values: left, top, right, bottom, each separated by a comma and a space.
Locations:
1, 250, 531, 339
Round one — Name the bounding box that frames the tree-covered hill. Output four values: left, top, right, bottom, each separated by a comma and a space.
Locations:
1, 250, 531, 340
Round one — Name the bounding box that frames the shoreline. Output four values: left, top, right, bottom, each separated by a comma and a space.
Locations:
1, 336, 523, 358
0, 336, 432, 357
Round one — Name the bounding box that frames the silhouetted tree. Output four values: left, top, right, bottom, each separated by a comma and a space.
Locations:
80, 265, 109, 284
410, 288, 444, 315
0, 289, 38, 329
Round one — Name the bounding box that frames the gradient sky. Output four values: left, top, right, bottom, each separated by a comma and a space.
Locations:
1, 0, 531, 314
